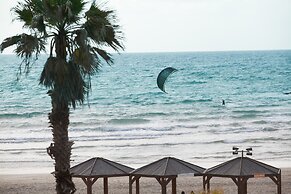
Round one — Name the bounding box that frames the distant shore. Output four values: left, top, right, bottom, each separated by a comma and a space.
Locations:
0, 168, 291, 194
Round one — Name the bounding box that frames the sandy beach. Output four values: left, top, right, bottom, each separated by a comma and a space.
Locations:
0, 168, 290, 194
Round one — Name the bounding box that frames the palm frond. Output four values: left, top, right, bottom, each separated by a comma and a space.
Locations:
1, 33, 45, 74
31, 14, 46, 34
84, 2, 124, 51
15, 33, 46, 62
71, 45, 100, 75
40, 57, 87, 108
12, 0, 44, 29
65, 0, 86, 23
0, 35, 22, 52
92, 47, 113, 64
12, 2, 34, 27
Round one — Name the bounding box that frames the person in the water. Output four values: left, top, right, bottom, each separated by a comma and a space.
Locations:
222, 99, 225, 105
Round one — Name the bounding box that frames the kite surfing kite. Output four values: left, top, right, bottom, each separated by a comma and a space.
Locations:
157, 67, 178, 93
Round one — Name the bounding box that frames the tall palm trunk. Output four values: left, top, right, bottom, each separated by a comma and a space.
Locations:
48, 94, 75, 194
47, 30, 76, 194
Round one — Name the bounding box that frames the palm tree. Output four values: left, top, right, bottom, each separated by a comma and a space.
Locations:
1, 0, 123, 193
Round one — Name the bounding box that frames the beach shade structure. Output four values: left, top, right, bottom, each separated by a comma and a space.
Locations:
203, 157, 281, 194
70, 157, 134, 194
129, 157, 205, 194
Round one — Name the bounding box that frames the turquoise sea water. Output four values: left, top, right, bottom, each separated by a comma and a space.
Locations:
0, 50, 291, 174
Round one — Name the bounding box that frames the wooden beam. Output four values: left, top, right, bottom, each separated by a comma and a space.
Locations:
136, 177, 140, 194
172, 177, 176, 194
129, 175, 141, 194
155, 177, 177, 194
104, 177, 108, 194
156, 177, 167, 194
237, 177, 248, 194
129, 176, 133, 194
203, 175, 212, 193
278, 174, 282, 194
81, 177, 98, 194
231, 177, 239, 186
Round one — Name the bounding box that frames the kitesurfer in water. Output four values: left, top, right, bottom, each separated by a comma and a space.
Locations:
222, 99, 225, 105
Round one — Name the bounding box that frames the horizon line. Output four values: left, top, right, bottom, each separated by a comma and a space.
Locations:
0, 48, 290, 55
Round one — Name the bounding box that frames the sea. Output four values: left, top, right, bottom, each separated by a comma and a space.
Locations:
0, 50, 291, 174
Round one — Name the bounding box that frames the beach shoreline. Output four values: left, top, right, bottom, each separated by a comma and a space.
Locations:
0, 168, 290, 194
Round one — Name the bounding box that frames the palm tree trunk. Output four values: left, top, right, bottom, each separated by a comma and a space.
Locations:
48, 95, 76, 194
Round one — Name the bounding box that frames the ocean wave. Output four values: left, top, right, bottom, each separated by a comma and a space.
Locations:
0, 111, 44, 118
180, 98, 212, 104
252, 120, 268, 124
0, 137, 49, 144
107, 118, 150, 125
187, 80, 207, 84
135, 112, 168, 117
231, 113, 260, 119
262, 127, 278, 132
232, 109, 268, 114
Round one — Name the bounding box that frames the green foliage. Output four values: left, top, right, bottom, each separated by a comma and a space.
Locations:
1, 0, 124, 108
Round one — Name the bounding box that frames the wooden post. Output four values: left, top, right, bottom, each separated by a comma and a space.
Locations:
156, 177, 173, 194
129, 175, 141, 194
104, 177, 108, 194
87, 181, 92, 194
202, 176, 206, 191
206, 176, 212, 193
172, 177, 176, 194
278, 173, 282, 194
237, 179, 241, 194
129, 176, 133, 194
161, 178, 167, 194
136, 177, 140, 194
82, 177, 98, 194
269, 173, 282, 194
237, 177, 248, 194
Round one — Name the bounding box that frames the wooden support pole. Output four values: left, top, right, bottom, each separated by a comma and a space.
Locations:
172, 177, 176, 194
269, 173, 282, 194
243, 178, 248, 194
82, 177, 98, 194
278, 173, 282, 194
206, 176, 211, 193
238, 178, 241, 194
156, 177, 175, 194
129, 175, 141, 194
136, 177, 140, 194
103, 177, 108, 194
129, 176, 133, 194
161, 178, 167, 194
203, 176, 206, 191
156, 177, 166, 194
237, 177, 248, 194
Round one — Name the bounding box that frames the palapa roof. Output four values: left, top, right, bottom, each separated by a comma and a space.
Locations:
204, 157, 281, 177
131, 157, 205, 177
70, 157, 134, 178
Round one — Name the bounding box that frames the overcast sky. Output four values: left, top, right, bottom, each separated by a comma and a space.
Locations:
0, 0, 290, 53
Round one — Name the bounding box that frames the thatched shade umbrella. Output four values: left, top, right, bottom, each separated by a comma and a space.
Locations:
70, 157, 134, 194
203, 156, 281, 194
129, 157, 205, 194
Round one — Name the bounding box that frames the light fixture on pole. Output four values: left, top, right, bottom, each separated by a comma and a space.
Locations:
232, 147, 253, 157
232, 146, 239, 155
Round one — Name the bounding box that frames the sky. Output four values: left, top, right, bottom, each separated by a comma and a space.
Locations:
0, 0, 290, 53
